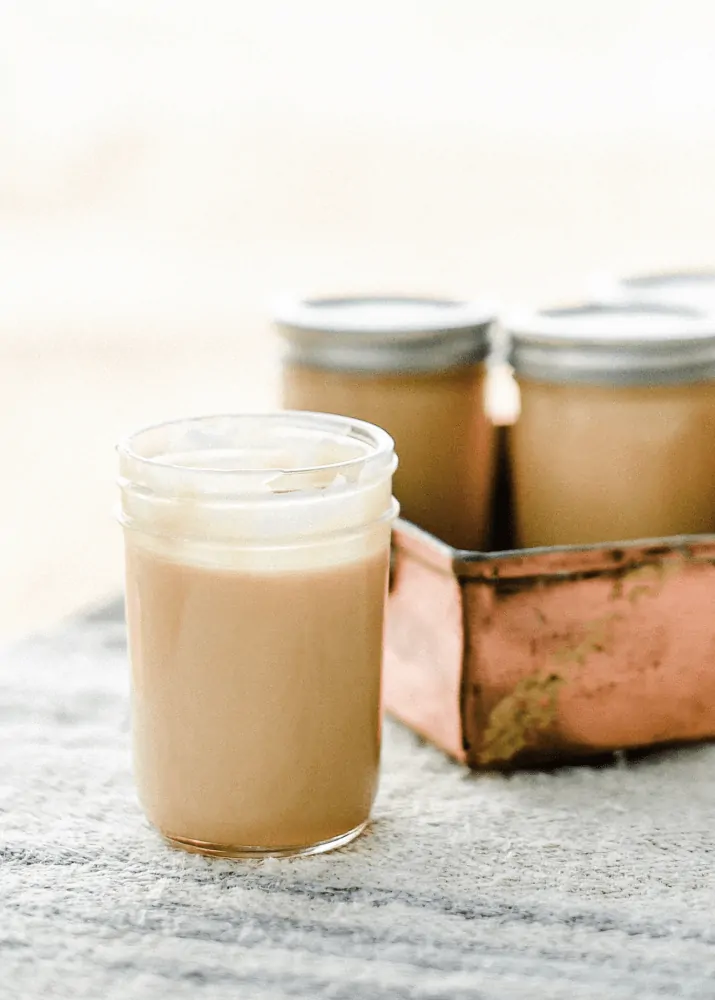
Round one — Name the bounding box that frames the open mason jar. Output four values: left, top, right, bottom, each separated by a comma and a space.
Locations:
117, 412, 397, 858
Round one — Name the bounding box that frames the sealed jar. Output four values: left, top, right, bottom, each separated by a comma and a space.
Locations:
274, 295, 495, 550
506, 303, 715, 547
118, 412, 397, 858
594, 270, 715, 313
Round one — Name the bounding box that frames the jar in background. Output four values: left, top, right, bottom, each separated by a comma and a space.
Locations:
593, 270, 715, 313
118, 412, 397, 858
507, 303, 715, 547
274, 296, 495, 551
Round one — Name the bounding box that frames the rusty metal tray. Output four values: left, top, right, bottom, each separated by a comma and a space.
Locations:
383, 430, 715, 768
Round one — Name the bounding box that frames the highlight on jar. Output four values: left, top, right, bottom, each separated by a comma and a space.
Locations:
117, 412, 398, 858
273, 294, 508, 551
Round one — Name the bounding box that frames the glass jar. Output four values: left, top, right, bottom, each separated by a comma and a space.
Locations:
506, 303, 715, 547
274, 295, 495, 551
117, 412, 397, 858
593, 270, 715, 314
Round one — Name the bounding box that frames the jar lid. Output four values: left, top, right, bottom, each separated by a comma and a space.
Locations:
273, 295, 494, 373
607, 270, 715, 313
506, 302, 715, 385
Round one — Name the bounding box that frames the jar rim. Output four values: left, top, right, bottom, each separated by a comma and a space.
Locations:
273, 293, 494, 373
117, 411, 396, 496
590, 270, 715, 315
618, 269, 715, 295
505, 301, 715, 385
273, 293, 494, 336
505, 301, 715, 344
117, 412, 398, 551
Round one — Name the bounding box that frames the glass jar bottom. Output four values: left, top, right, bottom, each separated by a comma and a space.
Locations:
161, 820, 369, 859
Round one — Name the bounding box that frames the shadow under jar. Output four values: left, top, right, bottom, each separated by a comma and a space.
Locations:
275, 295, 496, 551
506, 302, 715, 548
117, 412, 397, 858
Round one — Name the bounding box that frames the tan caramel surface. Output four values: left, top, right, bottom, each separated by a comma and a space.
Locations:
512, 378, 715, 547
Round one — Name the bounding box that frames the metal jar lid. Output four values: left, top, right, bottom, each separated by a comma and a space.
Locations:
506, 302, 715, 385
601, 270, 715, 313
273, 295, 494, 373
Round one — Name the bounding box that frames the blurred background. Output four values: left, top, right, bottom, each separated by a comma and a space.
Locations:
2, 0, 715, 639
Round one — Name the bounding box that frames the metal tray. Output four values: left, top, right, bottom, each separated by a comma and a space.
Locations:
383, 429, 715, 767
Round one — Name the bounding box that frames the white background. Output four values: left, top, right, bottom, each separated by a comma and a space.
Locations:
1, 1, 714, 636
